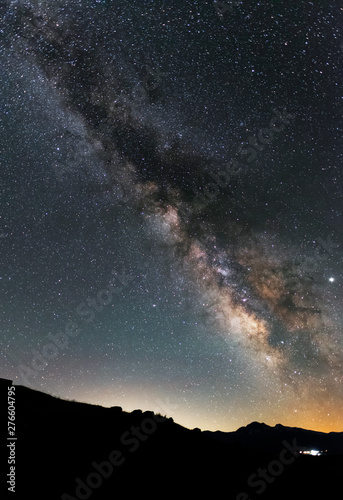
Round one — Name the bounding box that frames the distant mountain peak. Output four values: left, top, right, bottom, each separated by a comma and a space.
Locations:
247, 421, 269, 429
238, 421, 271, 432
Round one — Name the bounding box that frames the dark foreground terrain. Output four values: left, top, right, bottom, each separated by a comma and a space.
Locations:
1, 379, 342, 500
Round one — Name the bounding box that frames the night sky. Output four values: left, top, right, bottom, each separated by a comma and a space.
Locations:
1, 0, 342, 432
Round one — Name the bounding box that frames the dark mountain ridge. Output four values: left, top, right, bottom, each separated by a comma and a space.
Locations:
1, 379, 342, 500
205, 420, 343, 455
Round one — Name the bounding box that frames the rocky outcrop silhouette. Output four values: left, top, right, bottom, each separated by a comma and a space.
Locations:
0, 380, 342, 500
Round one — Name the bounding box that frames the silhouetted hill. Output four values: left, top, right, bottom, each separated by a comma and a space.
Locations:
1, 379, 342, 500
205, 420, 343, 455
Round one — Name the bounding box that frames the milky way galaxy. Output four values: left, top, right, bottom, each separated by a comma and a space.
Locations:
1, 0, 343, 432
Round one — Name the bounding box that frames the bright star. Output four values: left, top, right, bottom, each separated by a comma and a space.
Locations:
329, 277, 335, 282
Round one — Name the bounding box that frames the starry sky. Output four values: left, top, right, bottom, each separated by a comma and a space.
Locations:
1, 0, 343, 432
